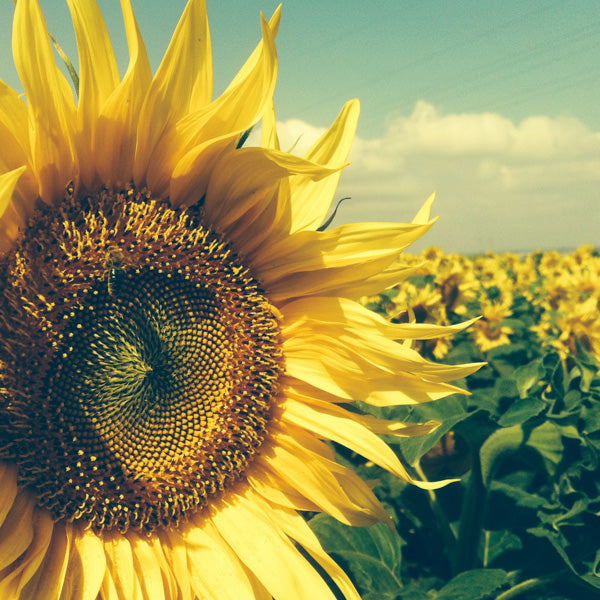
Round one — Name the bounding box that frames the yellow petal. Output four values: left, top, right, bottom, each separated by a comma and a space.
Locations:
157, 529, 193, 600
226, 7, 280, 89
102, 533, 142, 600
153, 536, 180, 599
134, 0, 212, 186
94, 0, 151, 187
289, 99, 360, 233
280, 395, 452, 490
412, 191, 437, 224
247, 463, 321, 512
0, 165, 28, 253
147, 8, 279, 196
282, 295, 479, 340
131, 533, 178, 600
12, 0, 77, 204
0, 82, 37, 205
0, 508, 53, 598
211, 487, 340, 600
0, 490, 36, 570
357, 413, 441, 438
0, 79, 29, 154
66, 0, 119, 189
20, 523, 72, 600
267, 504, 362, 600
203, 146, 342, 234
260, 98, 280, 150
169, 136, 236, 208
285, 382, 442, 435
366, 376, 470, 407
335, 329, 481, 383
275, 256, 413, 303
127, 532, 167, 600
284, 333, 469, 404
0, 463, 17, 529
182, 518, 261, 600
0, 80, 39, 231
264, 427, 390, 526
61, 527, 106, 600
281, 299, 482, 388
282, 394, 417, 481
254, 220, 435, 298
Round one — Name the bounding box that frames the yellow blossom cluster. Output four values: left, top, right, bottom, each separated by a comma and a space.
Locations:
362, 245, 600, 360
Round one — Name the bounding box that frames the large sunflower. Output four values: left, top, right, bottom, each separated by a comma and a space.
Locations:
0, 1, 480, 598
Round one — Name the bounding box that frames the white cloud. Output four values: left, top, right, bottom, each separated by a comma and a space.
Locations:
268, 102, 600, 253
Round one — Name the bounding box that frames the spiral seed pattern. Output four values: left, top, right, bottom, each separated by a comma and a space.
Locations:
0, 186, 282, 533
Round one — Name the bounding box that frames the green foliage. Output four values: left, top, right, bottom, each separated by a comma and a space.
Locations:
310, 515, 404, 599
310, 265, 600, 599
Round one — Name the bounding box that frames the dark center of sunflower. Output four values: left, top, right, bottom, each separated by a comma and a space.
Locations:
0, 185, 282, 533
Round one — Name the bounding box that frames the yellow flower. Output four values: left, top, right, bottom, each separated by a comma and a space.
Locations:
555, 296, 600, 358
433, 254, 478, 316
389, 282, 454, 359
0, 1, 480, 599
536, 296, 600, 360
472, 299, 514, 352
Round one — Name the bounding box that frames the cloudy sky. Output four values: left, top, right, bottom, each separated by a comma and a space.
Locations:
0, 0, 598, 253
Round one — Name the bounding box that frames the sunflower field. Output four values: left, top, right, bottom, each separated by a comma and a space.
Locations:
309, 245, 600, 600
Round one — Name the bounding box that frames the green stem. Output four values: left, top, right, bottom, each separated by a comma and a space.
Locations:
414, 462, 457, 561
495, 573, 559, 600
452, 450, 486, 575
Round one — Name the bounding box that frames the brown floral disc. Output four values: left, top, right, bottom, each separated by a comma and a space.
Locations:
0, 186, 283, 534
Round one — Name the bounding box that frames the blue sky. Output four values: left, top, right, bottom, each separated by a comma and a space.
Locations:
1, 1, 598, 253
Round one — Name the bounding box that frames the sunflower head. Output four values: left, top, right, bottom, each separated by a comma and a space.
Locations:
1, 183, 284, 534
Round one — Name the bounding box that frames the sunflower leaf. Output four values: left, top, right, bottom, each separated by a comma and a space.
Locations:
309, 513, 405, 598
386, 396, 470, 466
435, 569, 508, 599
497, 397, 546, 427
514, 359, 546, 399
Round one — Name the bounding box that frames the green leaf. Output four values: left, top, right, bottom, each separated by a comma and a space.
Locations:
526, 421, 564, 465
573, 338, 600, 392
435, 569, 507, 599
528, 526, 600, 589
309, 514, 404, 598
562, 389, 582, 412
388, 396, 470, 465
480, 425, 524, 485
483, 530, 523, 566
470, 389, 499, 416
406, 274, 436, 288
396, 578, 443, 599
495, 378, 519, 401
497, 318, 527, 331
581, 402, 600, 434
490, 480, 547, 511
514, 360, 545, 398
542, 352, 566, 397
487, 342, 529, 366
497, 397, 546, 427
542, 351, 561, 372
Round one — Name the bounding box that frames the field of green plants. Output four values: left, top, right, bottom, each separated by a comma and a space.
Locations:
309, 246, 600, 600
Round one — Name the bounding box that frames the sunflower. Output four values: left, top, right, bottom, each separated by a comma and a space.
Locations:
472, 298, 514, 353
388, 280, 453, 359
0, 1, 481, 599
433, 254, 477, 317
